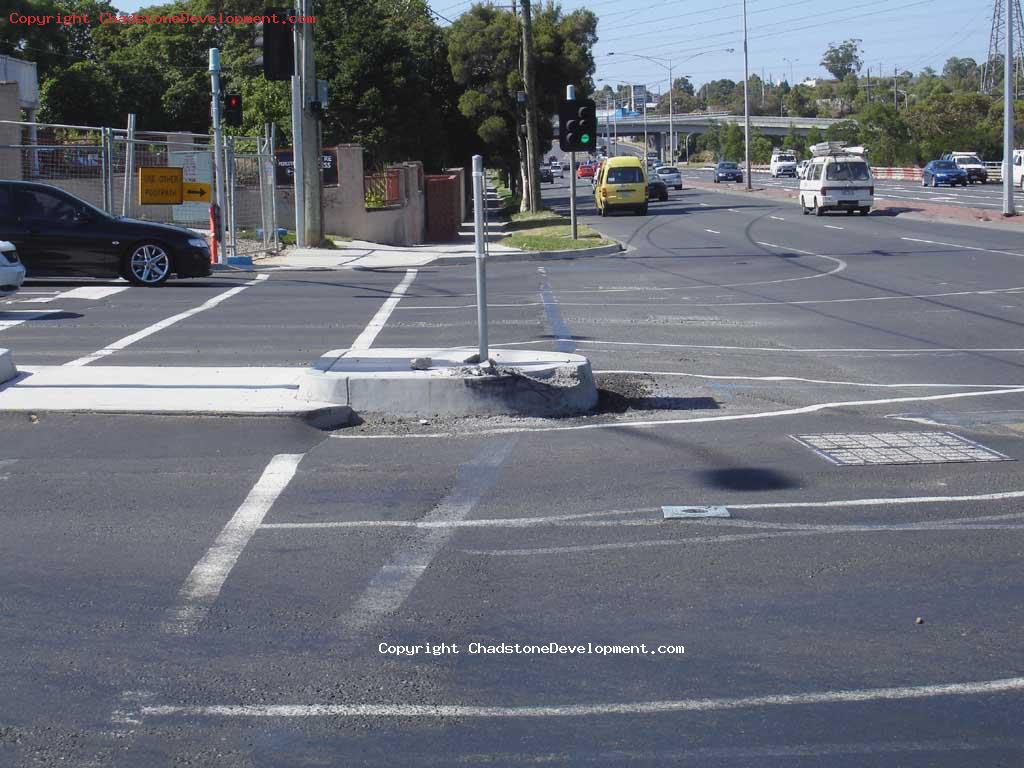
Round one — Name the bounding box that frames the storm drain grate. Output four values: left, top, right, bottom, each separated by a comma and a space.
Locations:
790, 431, 1012, 466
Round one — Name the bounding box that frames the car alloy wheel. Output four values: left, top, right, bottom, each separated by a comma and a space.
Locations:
126, 243, 171, 286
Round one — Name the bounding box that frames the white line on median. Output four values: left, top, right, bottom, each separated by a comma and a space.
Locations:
350, 269, 418, 350
901, 237, 1024, 258
140, 676, 1024, 719
64, 277, 265, 366
162, 453, 303, 635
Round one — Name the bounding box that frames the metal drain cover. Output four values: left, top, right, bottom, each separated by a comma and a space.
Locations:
790, 431, 1011, 466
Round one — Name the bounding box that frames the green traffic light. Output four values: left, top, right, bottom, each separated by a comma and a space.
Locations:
581, 134, 591, 144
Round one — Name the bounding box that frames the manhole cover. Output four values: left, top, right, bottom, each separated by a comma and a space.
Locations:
790, 431, 1012, 466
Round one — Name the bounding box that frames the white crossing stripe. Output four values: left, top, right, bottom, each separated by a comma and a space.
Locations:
350, 269, 418, 350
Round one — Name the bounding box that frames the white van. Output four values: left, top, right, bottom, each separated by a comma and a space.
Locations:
799, 143, 873, 216
1013, 149, 1024, 190
770, 150, 797, 178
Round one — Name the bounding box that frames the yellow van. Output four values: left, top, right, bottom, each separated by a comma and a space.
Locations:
594, 156, 647, 216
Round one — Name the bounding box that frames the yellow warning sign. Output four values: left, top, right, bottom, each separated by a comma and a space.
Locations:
182, 182, 211, 203
139, 167, 183, 205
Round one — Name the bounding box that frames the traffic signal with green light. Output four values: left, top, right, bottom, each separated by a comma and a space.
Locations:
558, 98, 597, 152
224, 93, 243, 127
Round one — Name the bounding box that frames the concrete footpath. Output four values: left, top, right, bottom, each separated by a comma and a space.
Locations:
257, 237, 622, 271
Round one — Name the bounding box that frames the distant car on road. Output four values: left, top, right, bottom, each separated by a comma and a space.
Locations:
577, 163, 596, 179
797, 159, 810, 179
539, 166, 554, 183
550, 162, 564, 179
655, 166, 682, 190
647, 175, 669, 202
0, 240, 26, 295
0, 181, 212, 286
922, 160, 968, 187
714, 161, 743, 183
770, 151, 798, 178
943, 153, 988, 184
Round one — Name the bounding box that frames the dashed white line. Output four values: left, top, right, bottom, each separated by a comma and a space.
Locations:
823, 225, 844, 230
769, 216, 785, 221
162, 453, 303, 636
350, 269, 418, 350
140, 676, 1024, 719
64, 276, 266, 366
704, 229, 720, 234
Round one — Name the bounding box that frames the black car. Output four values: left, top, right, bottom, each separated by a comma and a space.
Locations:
0, 181, 212, 286
539, 166, 554, 183
714, 161, 743, 183
647, 177, 669, 201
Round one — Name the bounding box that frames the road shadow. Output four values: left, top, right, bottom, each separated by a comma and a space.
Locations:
700, 467, 799, 491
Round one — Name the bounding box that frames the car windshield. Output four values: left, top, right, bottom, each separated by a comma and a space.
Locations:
607, 167, 643, 183
825, 161, 870, 181
954, 157, 980, 165
656, 167, 676, 174
719, 162, 737, 169
775, 155, 795, 162
933, 161, 957, 169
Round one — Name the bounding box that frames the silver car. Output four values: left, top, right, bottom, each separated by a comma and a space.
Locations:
0, 240, 26, 295
655, 166, 682, 190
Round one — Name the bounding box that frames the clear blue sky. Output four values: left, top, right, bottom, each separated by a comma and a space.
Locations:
430, 0, 992, 93
112, 0, 993, 93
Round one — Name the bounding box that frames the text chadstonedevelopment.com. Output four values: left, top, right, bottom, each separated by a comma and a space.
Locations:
379, 642, 686, 657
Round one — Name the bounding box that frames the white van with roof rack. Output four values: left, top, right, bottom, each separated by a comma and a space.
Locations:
770, 149, 798, 178
799, 142, 873, 216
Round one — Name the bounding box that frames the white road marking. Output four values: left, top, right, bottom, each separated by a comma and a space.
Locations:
64, 277, 264, 366
577, 339, 1024, 354
704, 229, 720, 234
698, 202, 711, 206
140, 676, 1024, 719
18, 286, 128, 303
350, 269, 418, 350
264, 490, 1024, 533
823, 225, 844, 230
769, 216, 785, 221
901, 237, 1024, 258
0, 310, 61, 332
594, 369, 1022, 389
340, 439, 517, 634
332, 386, 1024, 439
162, 453, 303, 635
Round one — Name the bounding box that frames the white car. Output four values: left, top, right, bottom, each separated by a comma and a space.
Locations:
797, 159, 810, 179
550, 163, 564, 179
0, 240, 26, 295
799, 144, 873, 216
655, 166, 682, 190
770, 151, 798, 178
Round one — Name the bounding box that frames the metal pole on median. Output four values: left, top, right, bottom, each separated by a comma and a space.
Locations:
472, 155, 489, 362
1004, 0, 1017, 217
567, 84, 578, 240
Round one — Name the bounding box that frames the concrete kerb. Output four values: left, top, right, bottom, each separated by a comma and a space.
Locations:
432, 241, 623, 267
300, 347, 599, 418
0, 349, 17, 386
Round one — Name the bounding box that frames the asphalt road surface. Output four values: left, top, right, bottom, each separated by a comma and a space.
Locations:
3, 179, 1024, 766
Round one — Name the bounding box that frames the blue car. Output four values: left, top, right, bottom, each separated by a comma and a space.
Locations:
922, 160, 968, 187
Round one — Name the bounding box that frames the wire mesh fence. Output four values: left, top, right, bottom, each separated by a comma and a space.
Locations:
0, 118, 280, 260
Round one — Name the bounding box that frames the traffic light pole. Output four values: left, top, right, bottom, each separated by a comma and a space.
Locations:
567, 85, 577, 240
208, 48, 227, 264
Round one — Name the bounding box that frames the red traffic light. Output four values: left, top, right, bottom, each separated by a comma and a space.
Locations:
226, 94, 241, 109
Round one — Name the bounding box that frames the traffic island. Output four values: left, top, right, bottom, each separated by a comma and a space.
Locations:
299, 347, 598, 418
0, 349, 16, 386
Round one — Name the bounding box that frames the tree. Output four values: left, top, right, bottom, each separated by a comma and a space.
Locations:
821, 39, 862, 80
783, 85, 814, 117
856, 102, 909, 166
905, 92, 996, 160
702, 78, 736, 109
720, 122, 744, 160
942, 57, 980, 92
38, 60, 118, 125
824, 119, 859, 144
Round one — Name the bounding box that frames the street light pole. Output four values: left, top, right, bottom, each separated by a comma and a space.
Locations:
742, 0, 751, 190
1004, 0, 1016, 216
668, 59, 674, 162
